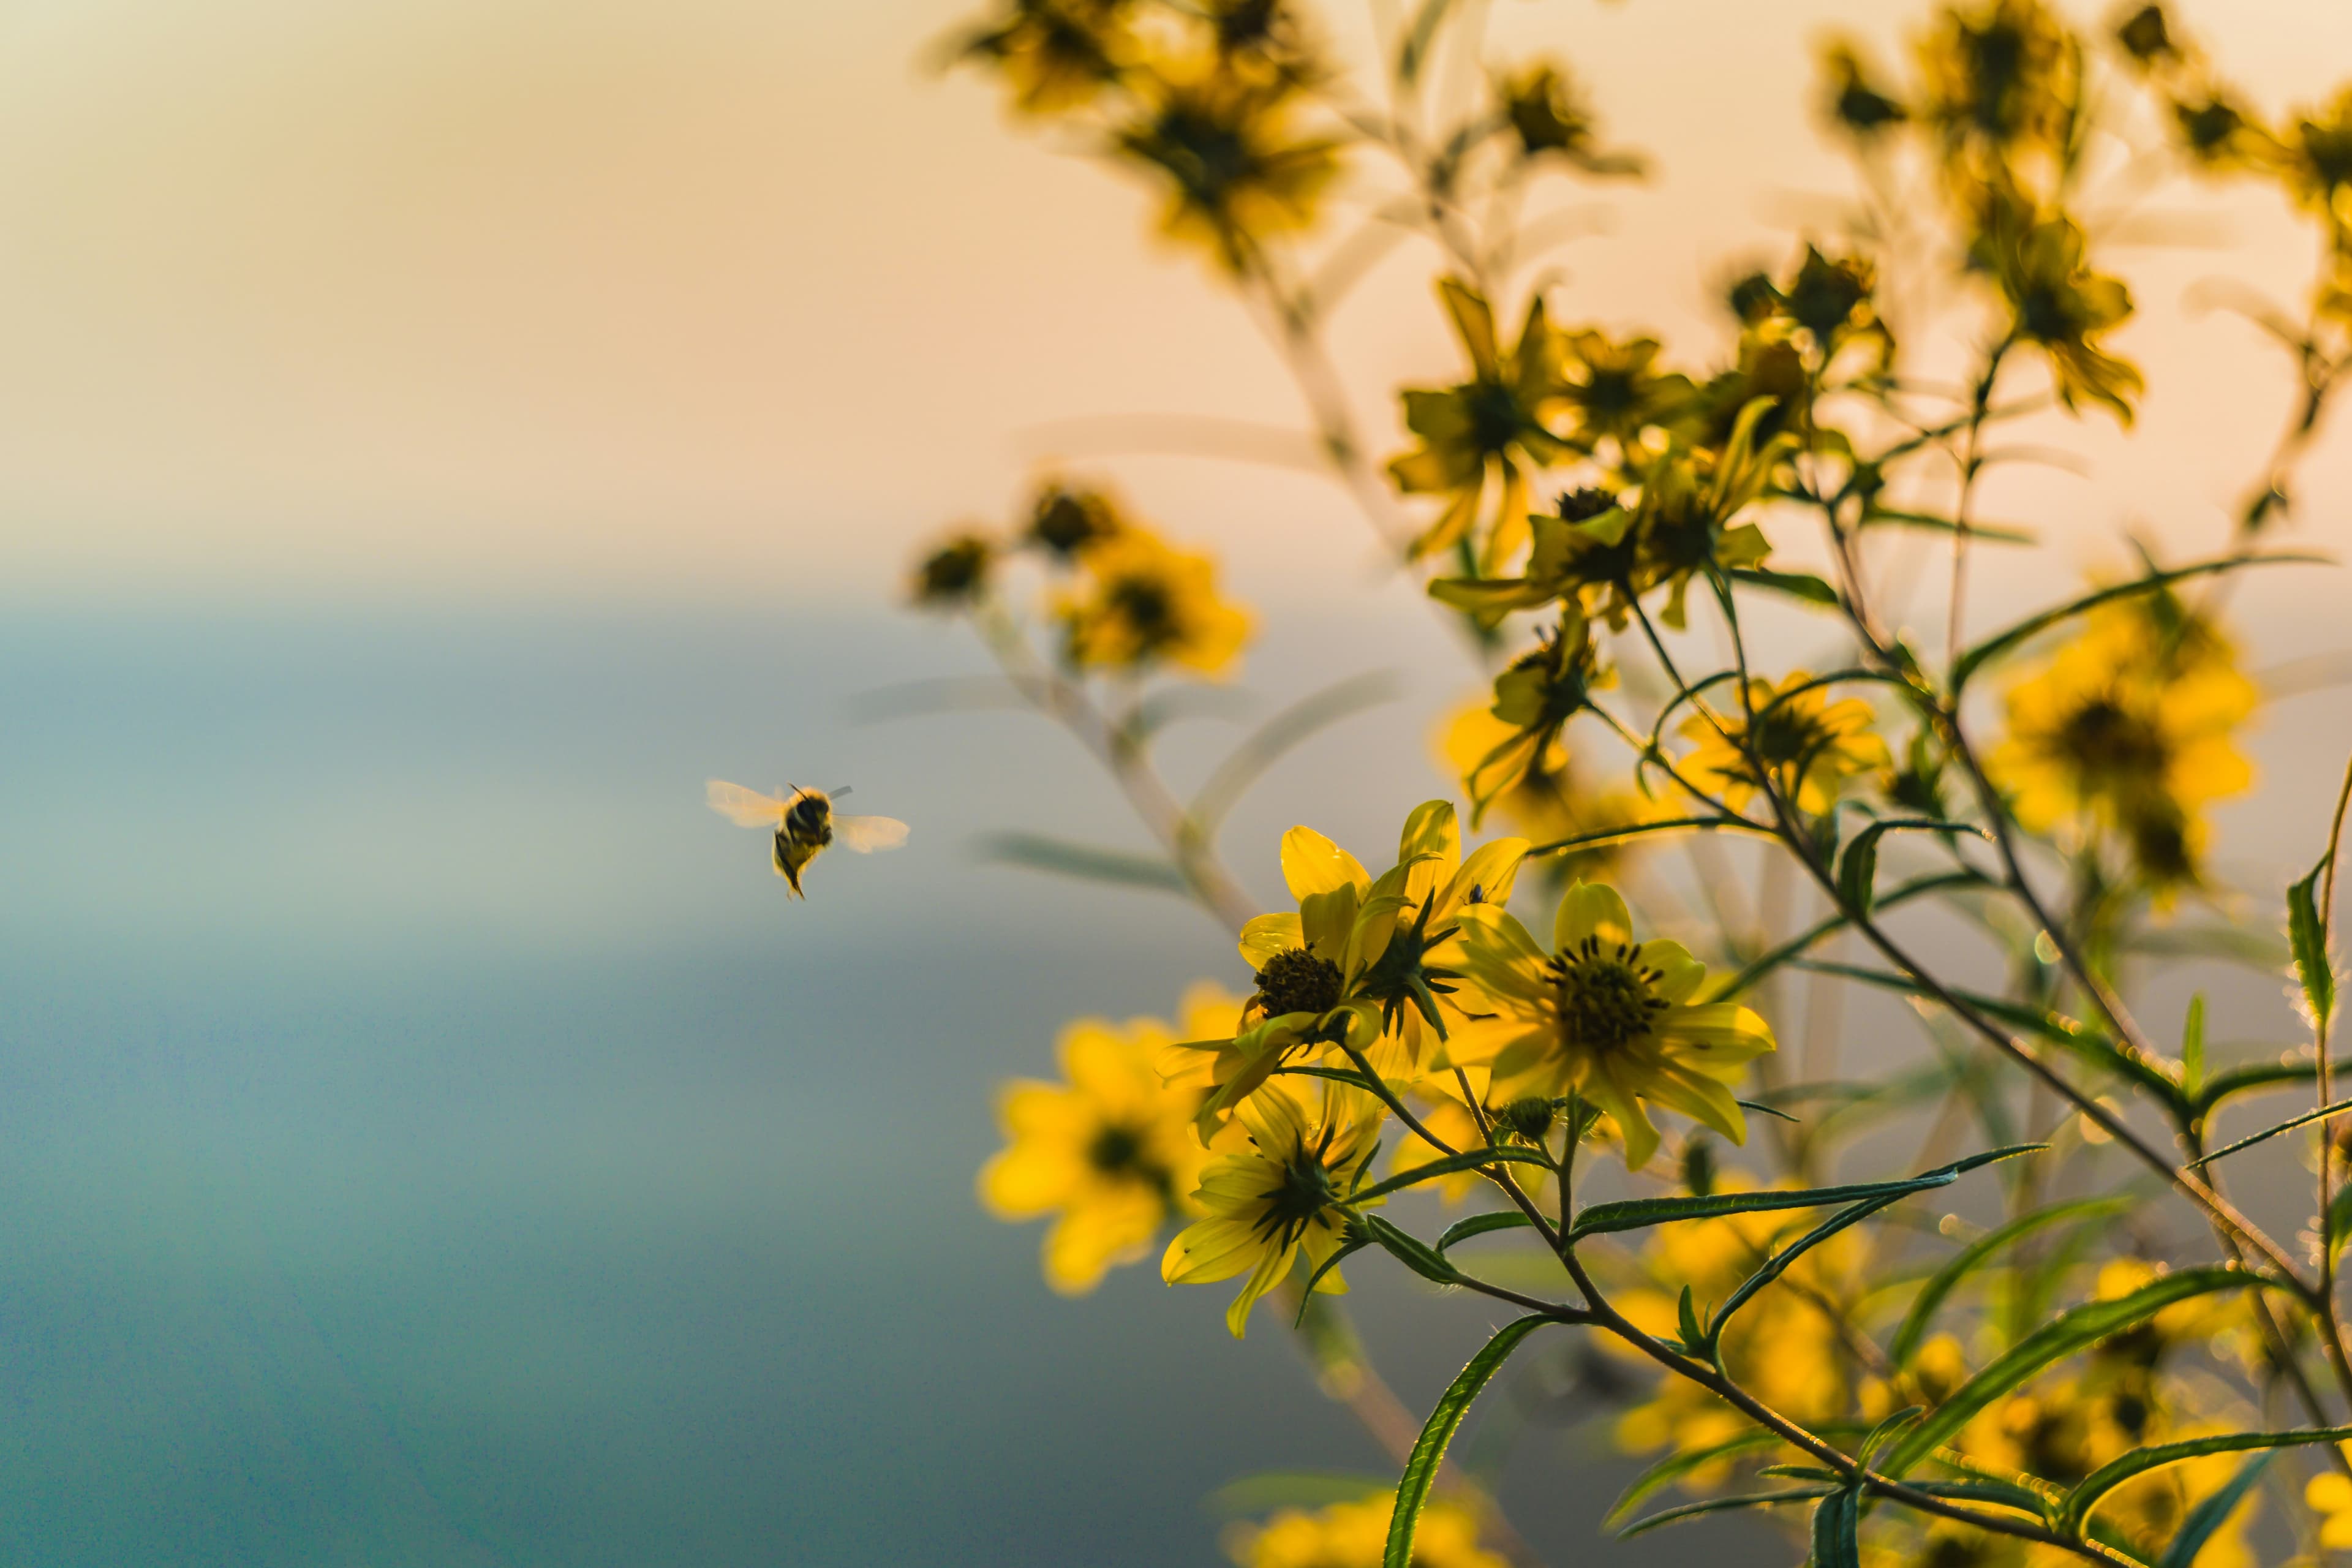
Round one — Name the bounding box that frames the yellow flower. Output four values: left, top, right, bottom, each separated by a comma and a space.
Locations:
1388, 277, 1574, 567
1916, 0, 2081, 180
1023, 478, 1127, 560
910, 530, 998, 609
1819, 39, 1907, 140
1174, 804, 1530, 1130
1988, 595, 2255, 888
1976, 200, 2143, 424
2309, 1470, 2352, 1551
1226, 1495, 1506, 1568
1678, 671, 1890, 816
1442, 606, 1611, 820
1162, 1081, 1383, 1336
1055, 527, 1253, 676
979, 985, 1246, 1293
1448, 881, 1775, 1169
1110, 58, 1340, 274
1437, 697, 1657, 879
952, 0, 1134, 118
1494, 60, 1642, 178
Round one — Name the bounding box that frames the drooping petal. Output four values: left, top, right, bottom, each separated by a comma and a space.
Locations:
1396, 800, 1460, 876
1042, 1188, 1163, 1294
1588, 1068, 1660, 1169
1162, 1216, 1262, 1285
1438, 276, 1500, 376
1638, 939, 1708, 1005
1646, 1059, 1749, 1145
1224, 1238, 1298, 1338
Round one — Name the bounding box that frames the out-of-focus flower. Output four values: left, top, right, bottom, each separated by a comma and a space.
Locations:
1444, 605, 1613, 822
1161, 1080, 1382, 1336
1449, 881, 1774, 1169
1988, 594, 2255, 889
979, 986, 1246, 1292
1226, 1495, 1506, 1568
1055, 528, 1253, 675
1110, 58, 1340, 275
1438, 696, 1656, 880
1679, 671, 1890, 816
1556, 329, 1693, 460
2308, 1470, 2352, 1551
1977, 202, 2143, 423
1820, 40, 1909, 140
1623, 422, 1782, 628
1024, 480, 1126, 560
1428, 485, 1638, 626
911, 531, 998, 608
1917, 0, 2082, 192
1389, 278, 1573, 567
1494, 61, 1645, 177
953, 0, 1136, 117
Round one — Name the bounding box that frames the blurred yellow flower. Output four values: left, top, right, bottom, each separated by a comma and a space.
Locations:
1162, 1081, 1383, 1336
1055, 527, 1253, 676
979, 985, 1247, 1293
953, 0, 1134, 117
1226, 1494, 1506, 1568
1678, 671, 1890, 816
1023, 478, 1128, 561
1110, 58, 1340, 274
1988, 595, 2255, 888
1977, 202, 2143, 424
910, 530, 998, 609
1449, 881, 1774, 1168
1494, 60, 1642, 178
1388, 277, 1572, 566
2308, 1470, 2352, 1551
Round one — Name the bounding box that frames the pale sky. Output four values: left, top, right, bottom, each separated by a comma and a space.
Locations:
1, 0, 2348, 607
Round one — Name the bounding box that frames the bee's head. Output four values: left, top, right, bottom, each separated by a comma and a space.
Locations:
787, 790, 832, 834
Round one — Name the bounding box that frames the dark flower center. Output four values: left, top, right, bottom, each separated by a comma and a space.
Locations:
1749, 705, 1832, 772
2057, 695, 2168, 780
1107, 573, 1178, 646
1547, 937, 1668, 1053
1466, 379, 1529, 454
1255, 946, 1344, 1018
1087, 1123, 1146, 1175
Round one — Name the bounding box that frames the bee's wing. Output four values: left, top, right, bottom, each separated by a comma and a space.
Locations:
707, 779, 790, 827
834, 815, 910, 853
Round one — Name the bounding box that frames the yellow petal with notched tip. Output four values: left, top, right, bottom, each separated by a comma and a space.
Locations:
1281, 826, 1370, 900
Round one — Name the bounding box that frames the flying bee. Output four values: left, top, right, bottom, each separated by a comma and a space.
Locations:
706, 780, 908, 898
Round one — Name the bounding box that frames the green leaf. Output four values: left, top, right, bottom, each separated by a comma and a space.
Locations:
1393, 0, 1455, 83
2060, 1427, 2352, 1537
1384, 1316, 1551, 1568
1564, 1145, 2040, 1245
1727, 566, 1841, 609
1856, 1406, 1923, 1466
1879, 1268, 2283, 1479
1525, 814, 1775, 861
2330, 1184, 2352, 1264
1360, 1216, 1463, 1286
1887, 1195, 2135, 1369
1950, 552, 2324, 693
1435, 1211, 1535, 1253
1191, 671, 1400, 834
1810, 1486, 1861, 1567
2180, 995, 2206, 1101
1713, 872, 1988, 1000
1835, 820, 1986, 919
1294, 1238, 1370, 1325
2195, 1053, 2352, 1116
2156, 1452, 2274, 1568
2189, 1095, 2352, 1167
2291, 860, 2337, 1041
976, 832, 1187, 893
1856, 506, 2035, 545
1737, 1098, 1803, 1123
1602, 1420, 1874, 1529
1617, 1488, 1836, 1539
1206, 1471, 1393, 1518
1675, 1286, 1707, 1355
1347, 1147, 1553, 1207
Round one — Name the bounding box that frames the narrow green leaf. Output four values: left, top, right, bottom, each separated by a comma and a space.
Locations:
976, 832, 1186, 893
1384, 1316, 1551, 1568
1951, 552, 2324, 693
1360, 1216, 1463, 1286
2180, 995, 2206, 1101
1525, 814, 1774, 860
1811, 1486, 1861, 1567
1603, 1422, 1872, 1529
1737, 1098, 1803, 1124
1880, 1268, 2282, 1478
1888, 1195, 2135, 1368
2189, 1095, 2352, 1167
1348, 1147, 1552, 1207
1727, 566, 1841, 609
1435, 1212, 1534, 1253
2155, 1452, 2274, 1568
1708, 1189, 1919, 1345
1295, 1238, 1370, 1325
2329, 1184, 2352, 1264
1856, 1406, 1923, 1466
2196, 1054, 2352, 1115
1676, 1286, 1707, 1354
2062, 1427, 2352, 1536
1837, 827, 1880, 918
1564, 1145, 2040, 1245
1857, 506, 2036, 545
2291, 861, 2337, 1039
1617, 1488, 1836, 1539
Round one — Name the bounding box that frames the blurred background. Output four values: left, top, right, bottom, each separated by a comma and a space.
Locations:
2, 1, 2350, 1563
